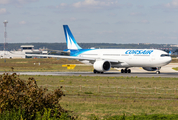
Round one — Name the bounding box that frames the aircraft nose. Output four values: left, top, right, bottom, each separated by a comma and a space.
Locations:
166, 57, 172, 64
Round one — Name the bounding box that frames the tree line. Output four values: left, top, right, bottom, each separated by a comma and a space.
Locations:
0, 43, 177, 51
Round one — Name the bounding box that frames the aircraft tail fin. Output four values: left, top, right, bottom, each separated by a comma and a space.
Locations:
169, 51, 172, 55
63, 25, 82, 50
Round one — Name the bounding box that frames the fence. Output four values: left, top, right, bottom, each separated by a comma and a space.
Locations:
61, 85, 177, 95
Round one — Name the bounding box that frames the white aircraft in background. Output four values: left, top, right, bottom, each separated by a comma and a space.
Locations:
26, 25, 172, 74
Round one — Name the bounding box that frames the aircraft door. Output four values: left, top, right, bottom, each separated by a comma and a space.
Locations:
150, 54, 155, 65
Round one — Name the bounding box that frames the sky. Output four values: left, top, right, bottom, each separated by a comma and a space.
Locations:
0, 0, 178, 44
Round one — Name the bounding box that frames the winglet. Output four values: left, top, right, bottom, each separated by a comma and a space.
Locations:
63, 25, 82, 50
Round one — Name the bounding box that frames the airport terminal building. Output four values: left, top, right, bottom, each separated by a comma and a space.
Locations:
0, 45, 47, 59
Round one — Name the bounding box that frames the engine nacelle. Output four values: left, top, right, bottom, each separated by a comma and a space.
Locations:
93, 60, 111, 72
142, 67, 161, 71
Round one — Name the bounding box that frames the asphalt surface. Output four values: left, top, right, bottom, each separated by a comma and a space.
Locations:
1, 63, 178, 78
3, 71, 177, 78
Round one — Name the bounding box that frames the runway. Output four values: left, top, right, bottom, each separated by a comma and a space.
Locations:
1, 63, 178, 78
4, 71, 177, 78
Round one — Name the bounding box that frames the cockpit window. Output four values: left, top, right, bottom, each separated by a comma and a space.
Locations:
161, 54, 170, 57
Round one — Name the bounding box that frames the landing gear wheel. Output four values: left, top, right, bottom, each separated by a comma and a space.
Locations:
128, 69, 131, 73
156, 71, 160, 74
156, 67, 161, 74
93, 69, 104, 74
121, 69, 124, 73
93, 69, 97, 74
121, 69, 131, 73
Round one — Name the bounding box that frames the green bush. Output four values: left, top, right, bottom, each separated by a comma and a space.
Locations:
0, 73, 73, 119
0, 108, 71, 120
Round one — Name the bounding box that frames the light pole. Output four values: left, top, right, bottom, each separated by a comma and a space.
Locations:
3, 20, 8, 62
3, 20, 8, 51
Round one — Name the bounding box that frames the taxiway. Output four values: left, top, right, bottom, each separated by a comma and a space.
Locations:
1, 63, 178, 78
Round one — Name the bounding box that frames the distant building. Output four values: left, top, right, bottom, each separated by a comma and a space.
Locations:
170, 45, 178, 47
138, 43, 150, 45
21, 45, 34, 52
0, 45, 48, 59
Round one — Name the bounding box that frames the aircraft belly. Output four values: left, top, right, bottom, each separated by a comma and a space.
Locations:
127, 57, 150, 67
111, 62, 130, 67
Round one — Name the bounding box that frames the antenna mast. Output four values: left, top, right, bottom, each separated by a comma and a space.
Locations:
3, 20, 8, 51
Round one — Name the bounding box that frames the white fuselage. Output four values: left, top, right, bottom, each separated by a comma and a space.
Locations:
73, 49, 172, 68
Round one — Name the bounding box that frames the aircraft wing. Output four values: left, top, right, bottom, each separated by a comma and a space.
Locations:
25, 54, 121, 63
26, 54, 95, 61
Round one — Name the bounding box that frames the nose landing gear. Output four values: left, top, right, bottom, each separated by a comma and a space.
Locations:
156, 71, 160, 74
156, 67, 161, 74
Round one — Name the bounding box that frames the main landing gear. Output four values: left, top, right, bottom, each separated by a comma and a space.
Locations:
121, 68, 131, 73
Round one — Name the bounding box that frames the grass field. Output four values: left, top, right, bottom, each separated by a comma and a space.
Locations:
0, 58, 95, 72
18, 75, 178, 119
172, 58, 178, 70
171, 58, 178, 63
0, 58, 177, 72
1, 58, 178, 119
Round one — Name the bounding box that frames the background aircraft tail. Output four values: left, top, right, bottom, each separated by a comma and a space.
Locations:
169, 51, 172, 55
63, 25, 82, 50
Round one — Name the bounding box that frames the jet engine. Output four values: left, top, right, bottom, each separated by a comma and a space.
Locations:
93, 60, 111, 72
142, 67, 160, 71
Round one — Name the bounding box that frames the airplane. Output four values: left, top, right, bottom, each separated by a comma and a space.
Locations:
26, 25, 172, 74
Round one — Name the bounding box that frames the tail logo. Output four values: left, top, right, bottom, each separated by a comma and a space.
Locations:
63, 25, 82, 50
